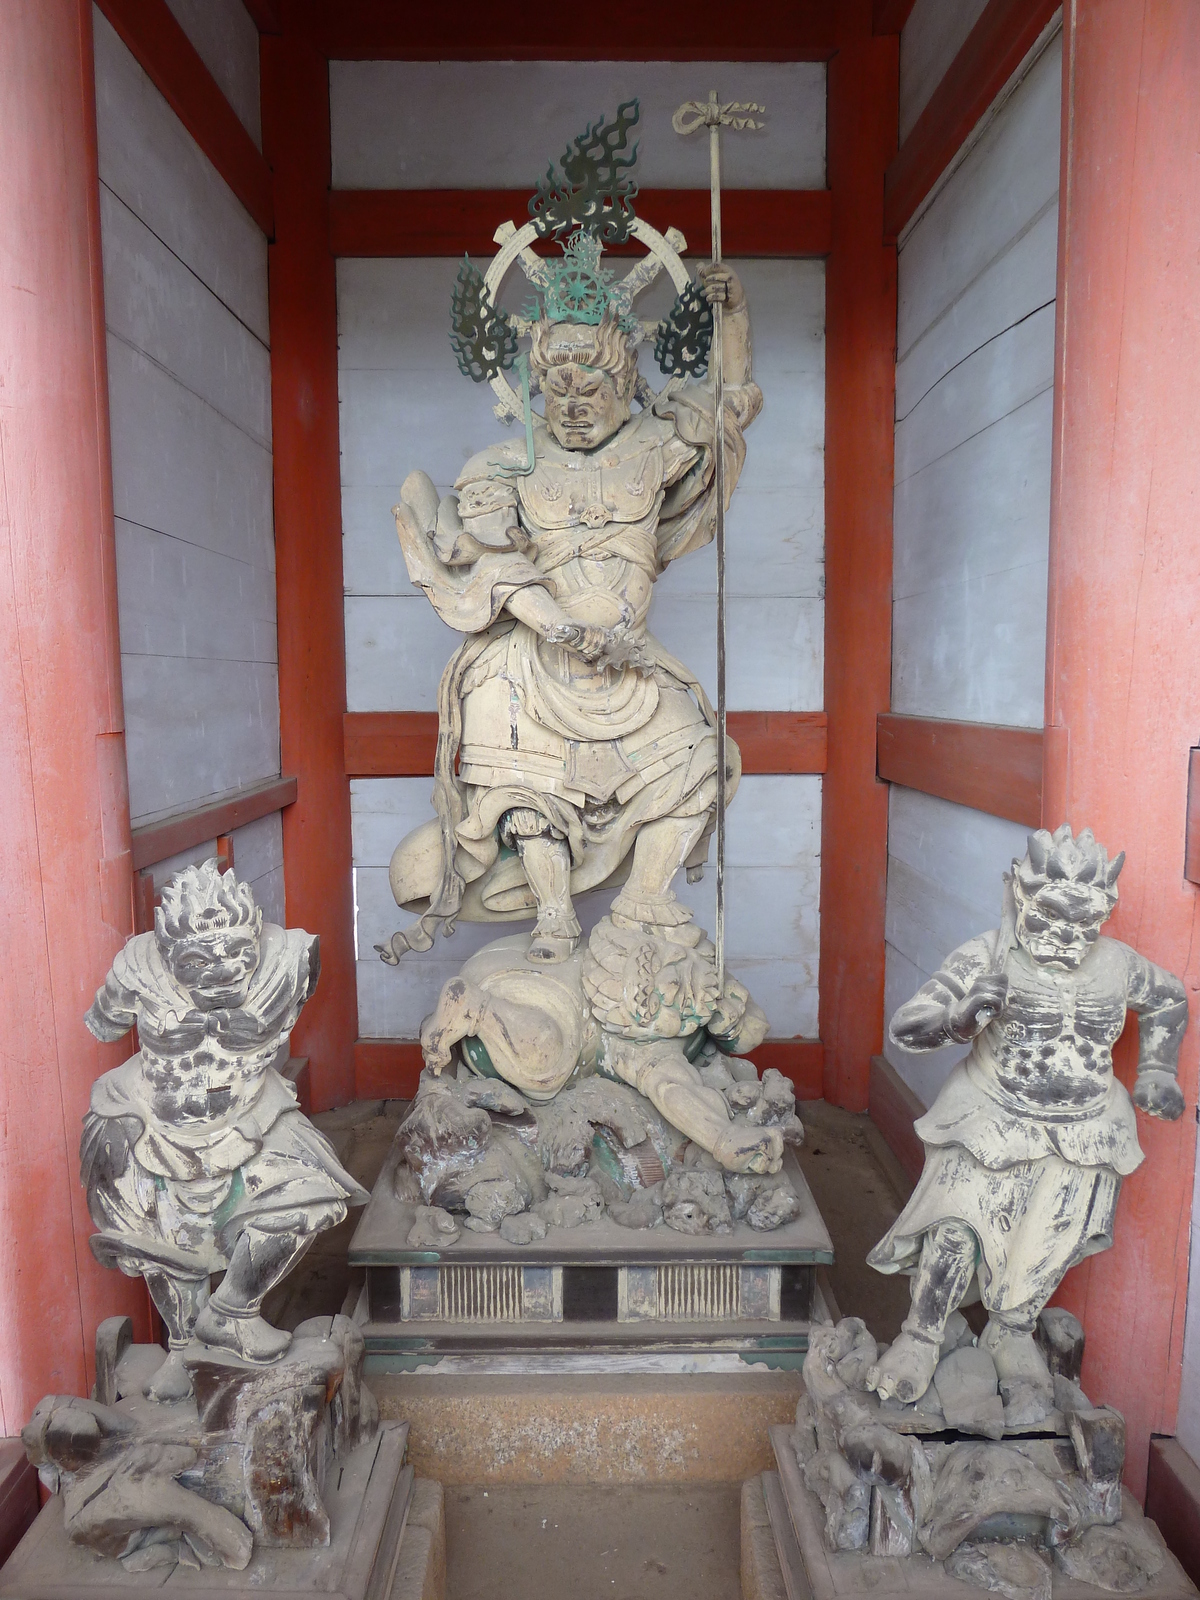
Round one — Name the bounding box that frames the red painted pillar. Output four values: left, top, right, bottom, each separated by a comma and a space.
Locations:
1044, 0, 1200, 1498
820, 2, 898, 1110
262, 29, 358, 1110
0, 0, 148, 1432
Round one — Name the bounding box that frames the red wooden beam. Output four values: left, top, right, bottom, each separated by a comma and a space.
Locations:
883, 0, 1059, 240
290, 0, 838, 61
130, 775, 297, 870
868, 1055, 924, 1187
94, 0, 273, 234
263, 30, 358, 1110
344, 711, 828, 779
328, 189, 832, 260
241, 0, 282, 33
819, 3, 897, 1113
876, 713, 1043, 828
872, 0, 917, 35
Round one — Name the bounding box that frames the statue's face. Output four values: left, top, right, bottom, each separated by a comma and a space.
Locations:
1014, 884, 1106, 970
542, 363, 629, 451
167, 925, 261, 1009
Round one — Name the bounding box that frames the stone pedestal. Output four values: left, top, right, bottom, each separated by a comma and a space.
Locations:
351, 1141, 833, 1369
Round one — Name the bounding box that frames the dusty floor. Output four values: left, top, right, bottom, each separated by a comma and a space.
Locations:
444, 1483, 743, 1600
268, 1095, 913, 1599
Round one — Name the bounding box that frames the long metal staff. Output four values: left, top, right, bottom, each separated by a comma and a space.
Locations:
673, 91, 763, 991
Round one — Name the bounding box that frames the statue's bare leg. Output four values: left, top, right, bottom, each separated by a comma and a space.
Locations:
194, 1222, 334, 1363
614, 812, 710, 920
514, 831, 580, 963
142, 1268, 210, 1401
609, 1041, 783, 1174
868, 1220, 978, 1403
980, 1305, 1053, 1398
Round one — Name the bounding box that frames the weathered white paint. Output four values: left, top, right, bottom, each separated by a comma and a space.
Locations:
899, 0, 990, 143
93, 9, 268, 336
1178, 1132, 1200, 1460
329, 61, 825, 191
162, 0, 261, 147
352, 775, 821, 1040
891, 34, 1059, 732
95, 11, 280, 829
884, 788, 1030, 1105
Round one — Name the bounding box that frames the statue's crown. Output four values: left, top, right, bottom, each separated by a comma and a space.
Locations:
449, 100, 712, 388
1015, 824, 1124, 910
156, 858, 261, 943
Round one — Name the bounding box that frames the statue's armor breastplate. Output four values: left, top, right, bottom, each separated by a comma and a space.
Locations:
974, 945, 1129, 1114
518, 429, 666, 535
137, 1013, 284, 1129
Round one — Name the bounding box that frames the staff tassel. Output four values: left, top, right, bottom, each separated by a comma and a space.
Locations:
673, 90, 764, 993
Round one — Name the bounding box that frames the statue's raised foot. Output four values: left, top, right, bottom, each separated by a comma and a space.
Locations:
866, 1327, 942, 1404
193, 1303, 293, 1365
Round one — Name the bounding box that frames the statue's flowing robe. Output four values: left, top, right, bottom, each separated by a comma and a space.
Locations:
392, 374, 762, 953
83, 927, 367, 1268
868, 934, 1187, 1315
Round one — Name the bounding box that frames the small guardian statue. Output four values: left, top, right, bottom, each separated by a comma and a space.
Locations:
83, 859, 368, 1400
869, 823, 1187, 1409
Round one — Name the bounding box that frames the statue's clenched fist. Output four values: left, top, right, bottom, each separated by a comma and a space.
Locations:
947, 973, 1009, 1042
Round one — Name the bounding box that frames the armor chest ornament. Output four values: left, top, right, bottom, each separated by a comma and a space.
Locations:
519, 426, 665, 531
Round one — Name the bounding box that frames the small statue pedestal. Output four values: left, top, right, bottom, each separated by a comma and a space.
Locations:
3, 1320, 415, 1600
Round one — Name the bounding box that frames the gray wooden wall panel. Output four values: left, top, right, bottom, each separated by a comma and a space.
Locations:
883, 788, 1030, 1107
885, 31, 1061, 1104
329, 61, 826, 191
94, 7, 280, 830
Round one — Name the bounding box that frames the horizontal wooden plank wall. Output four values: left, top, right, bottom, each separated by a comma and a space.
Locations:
1145, 1438, 1200, 1590
884, 0, 1059, 239
95, 0, 273, 233
356, 1037, 825, 1102
289, 0, 839, 60
328, 189, 833, 259
877, 713, 1043, 827
345, 711, 828, 778
130, 775, 297, 869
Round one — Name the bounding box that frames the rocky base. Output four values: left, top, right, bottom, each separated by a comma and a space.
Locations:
393, 1057, 806, 1245
780, 1313, 1195, 1598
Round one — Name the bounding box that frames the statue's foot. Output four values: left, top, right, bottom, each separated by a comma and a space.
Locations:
711, 1122, 784, 1175
980, 1321, 1053, 1395
193, 1303, 292, 1364
143, 1347, 193, 1402
528, 908, 580, 965
866, 1330, 942, 1405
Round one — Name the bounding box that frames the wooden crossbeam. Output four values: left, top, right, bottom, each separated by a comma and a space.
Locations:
877, 712, 1043, 827
288, 0, 839, 61
872, 0, 917, 35
327, 188, 832, 260
344, 711, 828, 779
130, 775, 297, 871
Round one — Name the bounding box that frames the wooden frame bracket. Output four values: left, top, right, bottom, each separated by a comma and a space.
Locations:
1185, 748, 1200, 885
129, 774, 297, 872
